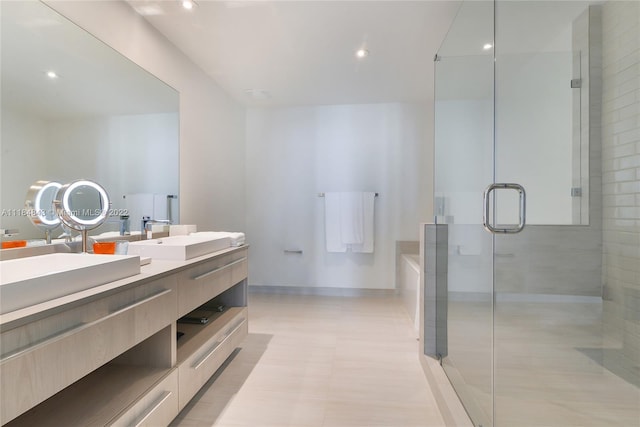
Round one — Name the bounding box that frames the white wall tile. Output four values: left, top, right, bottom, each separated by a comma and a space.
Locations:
601, 0, 640, 367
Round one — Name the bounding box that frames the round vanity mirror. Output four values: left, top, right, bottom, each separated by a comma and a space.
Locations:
24, 180, 62, 243
54, 179, 111, 252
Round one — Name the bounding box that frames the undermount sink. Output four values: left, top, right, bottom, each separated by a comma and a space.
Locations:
127, 235, 231, 260
0, 253, 141, 315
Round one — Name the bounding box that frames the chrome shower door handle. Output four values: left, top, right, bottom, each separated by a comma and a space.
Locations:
483, 183, 526, 234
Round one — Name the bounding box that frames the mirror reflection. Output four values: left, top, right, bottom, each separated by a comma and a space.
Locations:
0, 1, 180, 241
25, 181, 61, 228
25, 180, 62, 243
55, 180, 110, 229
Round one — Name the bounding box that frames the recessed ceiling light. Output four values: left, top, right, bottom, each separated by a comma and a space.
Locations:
46, 70, 58, 79
483, 43, 493, 50
355, 49, 369, 59
245, 89, 271, 100
182, 0, 196, 10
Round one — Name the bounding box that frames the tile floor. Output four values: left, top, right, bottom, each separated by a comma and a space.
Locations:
445, 297, 640, 427
171, 292, 446, 427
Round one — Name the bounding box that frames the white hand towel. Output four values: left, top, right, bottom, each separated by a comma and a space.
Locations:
324, 192, 375, 253
339, 192, 365, 245
350, 192, 375, 253
324, 193, 347, 252
153, 194, 170, 221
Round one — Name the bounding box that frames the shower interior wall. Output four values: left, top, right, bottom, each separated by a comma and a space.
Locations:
600, 0, 640, 377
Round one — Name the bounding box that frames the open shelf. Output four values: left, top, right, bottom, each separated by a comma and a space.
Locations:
6, 363, 171, 427
176, 306, 245, 365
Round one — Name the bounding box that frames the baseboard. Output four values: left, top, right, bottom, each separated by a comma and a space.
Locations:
248, 285, 398, 298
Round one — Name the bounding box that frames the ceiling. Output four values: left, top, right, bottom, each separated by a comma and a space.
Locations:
126, 0, 462, 107
2, 1, 599, 118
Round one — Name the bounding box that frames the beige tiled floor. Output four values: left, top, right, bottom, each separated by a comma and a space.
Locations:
445, 297, 640, 427
171, 292, 445, 427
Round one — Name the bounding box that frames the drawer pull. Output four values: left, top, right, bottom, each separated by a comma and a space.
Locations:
191, 257, 247, 281
1, 288, 172, 362
132, 390, 172, 427
192, 339, 223, 370
224, 317, 246, 337
191, 316, 246, 369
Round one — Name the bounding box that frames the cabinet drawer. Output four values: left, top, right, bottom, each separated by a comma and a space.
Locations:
177, 249, 247, 317
178, 308, 248, 410
110, 369, 178, 427
0, 275, 177, 425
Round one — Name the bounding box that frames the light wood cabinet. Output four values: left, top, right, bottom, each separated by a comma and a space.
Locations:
177, 307, 248, 410
111, 369, 179, 427
1, 246, 248, 426
177, 249, 247, 318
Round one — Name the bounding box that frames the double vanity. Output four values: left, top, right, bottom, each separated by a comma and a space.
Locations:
0, 235, 249, 426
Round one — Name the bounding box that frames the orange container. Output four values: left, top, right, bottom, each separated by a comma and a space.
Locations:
2, 240, 27, 249
93, 241, 116, 254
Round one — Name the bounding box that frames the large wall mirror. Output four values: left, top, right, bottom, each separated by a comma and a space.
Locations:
0, 1, 179, 240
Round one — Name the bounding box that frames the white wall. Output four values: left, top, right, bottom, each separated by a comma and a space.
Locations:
435, 98, 493, 225
496, 51, 573, 225
435, 98, 494, 293
47, 1, 246, 232
246, 103, 431, 289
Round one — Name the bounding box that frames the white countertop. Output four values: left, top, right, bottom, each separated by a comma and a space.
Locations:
0, 245, 247, 328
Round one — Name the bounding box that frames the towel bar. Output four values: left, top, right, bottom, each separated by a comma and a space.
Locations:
318, 192, 378, 197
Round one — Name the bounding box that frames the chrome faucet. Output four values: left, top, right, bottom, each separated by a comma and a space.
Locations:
141, 217, 171, 240
0, 229, 19, 237
104, 215, 130, 236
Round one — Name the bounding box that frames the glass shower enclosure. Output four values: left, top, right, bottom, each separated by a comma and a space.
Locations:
432, 1, 639, 426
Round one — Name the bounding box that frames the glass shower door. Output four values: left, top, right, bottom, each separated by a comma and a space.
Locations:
433, 1, 495, 425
